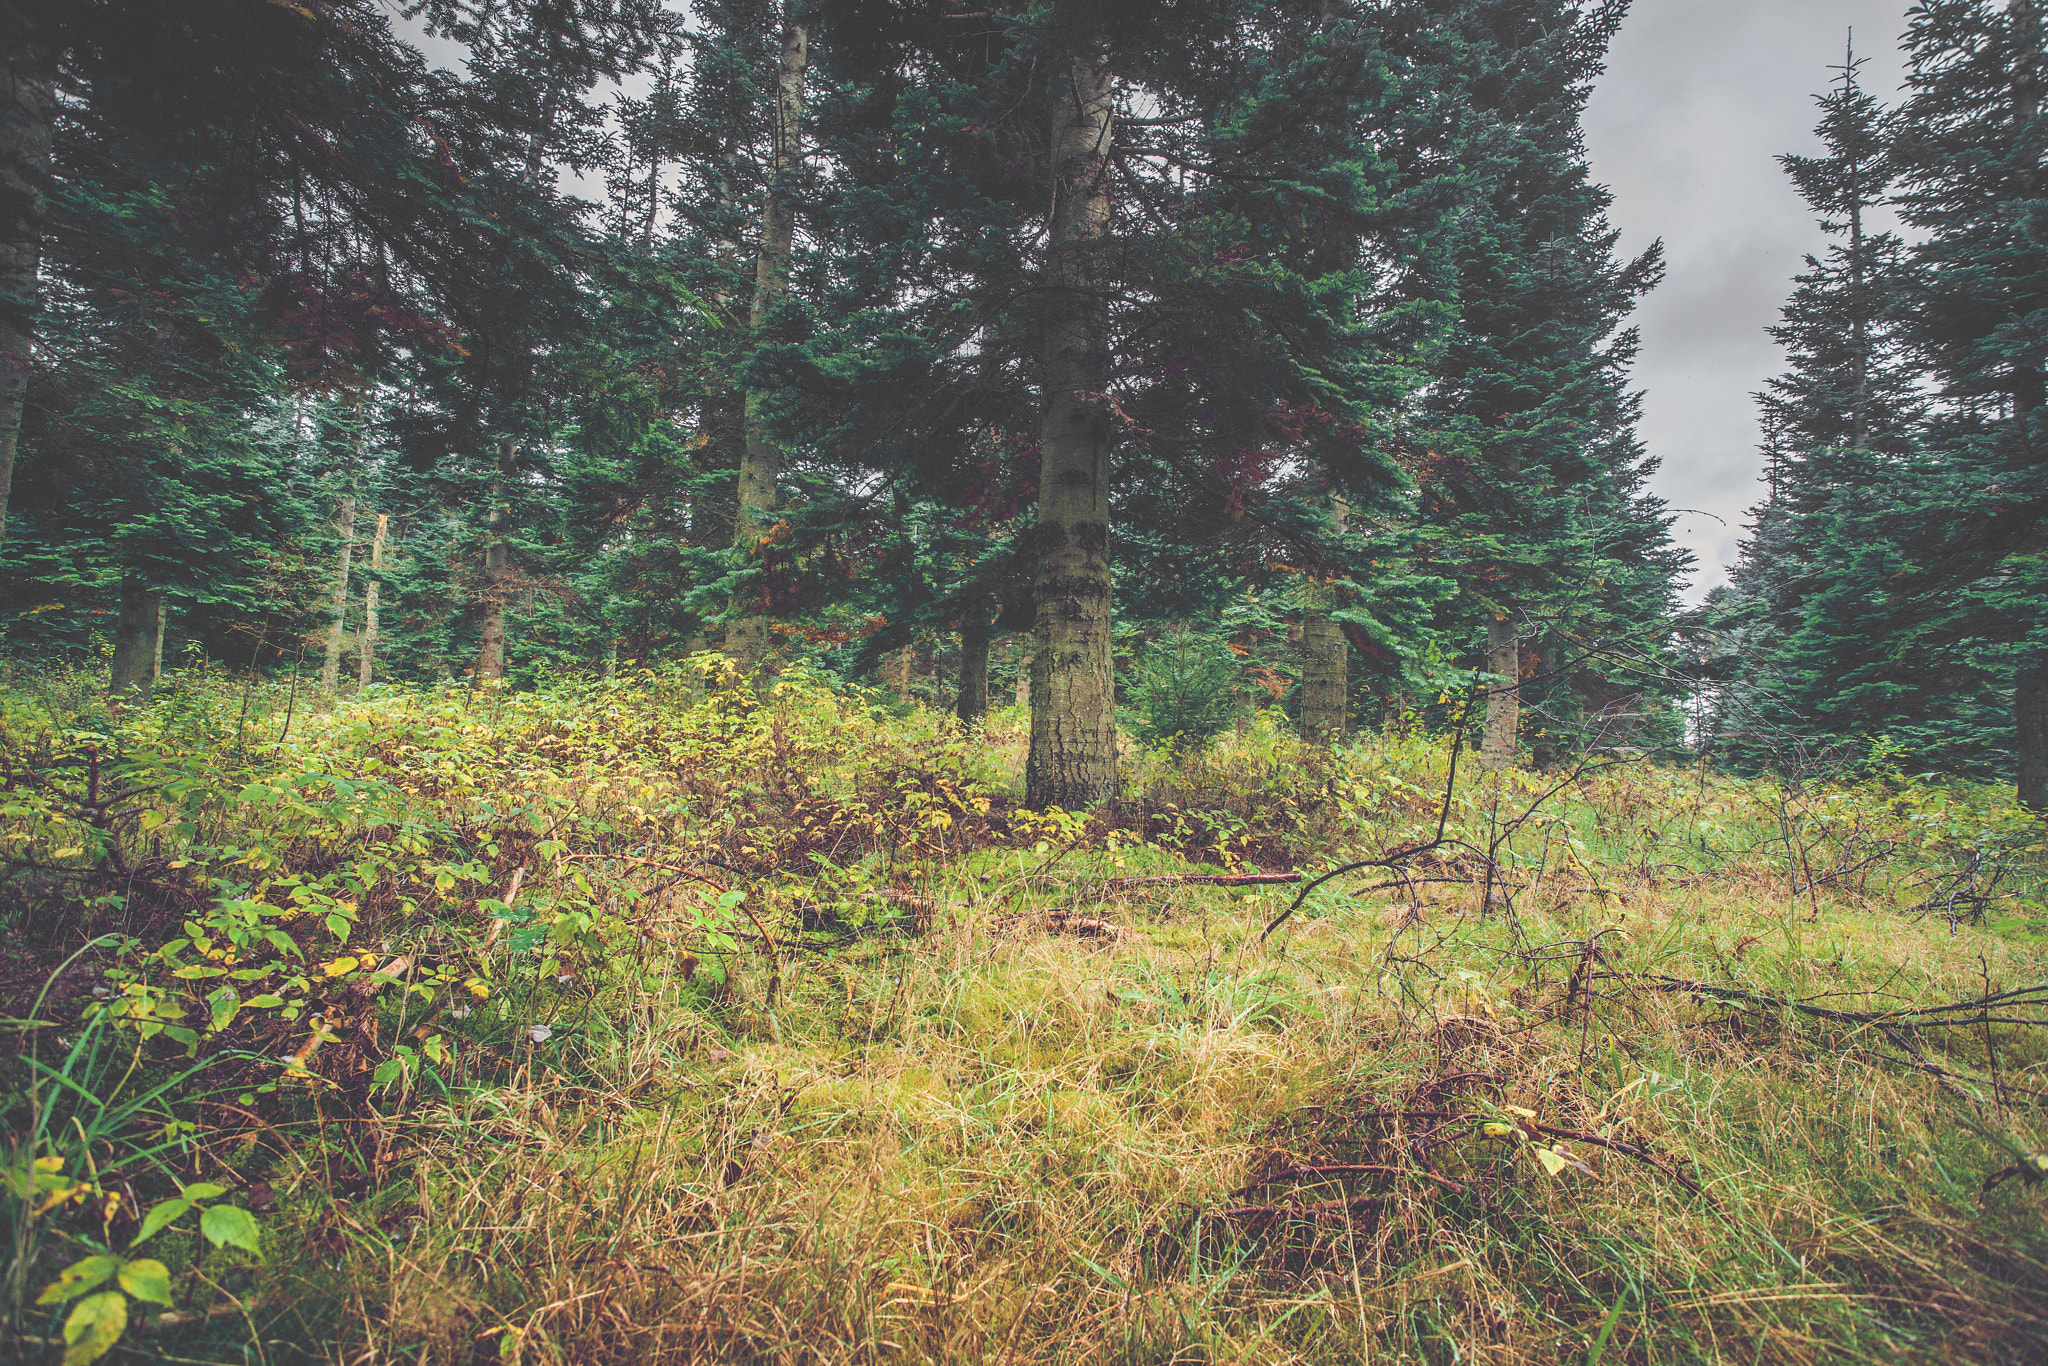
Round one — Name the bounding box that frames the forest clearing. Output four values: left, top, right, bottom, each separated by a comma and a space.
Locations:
3, 0, 2047, 1361
4, 662, 2046, 1364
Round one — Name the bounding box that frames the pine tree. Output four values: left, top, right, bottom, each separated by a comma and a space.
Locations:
1406, 0, 1678, 769
1713, 41, 1926, 772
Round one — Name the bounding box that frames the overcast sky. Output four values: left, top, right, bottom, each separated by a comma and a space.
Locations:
1583, 0, 1916, 600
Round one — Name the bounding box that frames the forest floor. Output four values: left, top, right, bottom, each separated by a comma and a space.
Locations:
4, 659, 2048, 1366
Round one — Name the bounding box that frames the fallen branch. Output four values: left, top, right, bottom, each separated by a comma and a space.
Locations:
1231, 1161, 1467, 1198
1611, 972, 2048, 1029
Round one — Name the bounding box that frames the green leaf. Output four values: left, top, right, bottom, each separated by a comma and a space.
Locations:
118, 1258, 173, 1306
131, 1197, 192, 1247
181, 1182, 228, 1201
172, 965, 227, 979
36, 1256, 120, 1305
325, 912, 351, 942
207, 987, 240, 1032
62, 1291, 128, 1366
371, 1058, 403, 1088
1532, 1146, 1569, 1177
200, 1203, 262, 1256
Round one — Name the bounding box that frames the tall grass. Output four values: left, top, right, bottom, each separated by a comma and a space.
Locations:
2, 665, 2045, 1363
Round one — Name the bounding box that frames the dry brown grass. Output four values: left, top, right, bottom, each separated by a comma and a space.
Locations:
236, 843, 2048, 1366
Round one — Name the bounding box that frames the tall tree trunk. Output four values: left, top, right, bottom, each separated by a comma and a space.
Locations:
1014, 643, 1032, 710
108, 575, 160, 700
1298, 495, 1351, 744
1299, 612, 1348, 744
1481, 613, 1520, 769
151, 594, 165, 684
321, 495, 356, 694
1026, 46, 1118, 810
0, 48, 52, 545
358, 511, 385, 689
2018, 651, 2048, 813
477, 439, 515, 681
728, 16, 808, 670
957, 608, 992, 726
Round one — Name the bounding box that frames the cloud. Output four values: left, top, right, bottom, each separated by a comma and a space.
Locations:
1585, 0, 1914, 600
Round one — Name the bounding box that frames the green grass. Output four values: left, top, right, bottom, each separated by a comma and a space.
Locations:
3, 663, 2047, 1364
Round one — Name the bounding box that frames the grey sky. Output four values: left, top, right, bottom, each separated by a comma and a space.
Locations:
1583, 0, 1914, 600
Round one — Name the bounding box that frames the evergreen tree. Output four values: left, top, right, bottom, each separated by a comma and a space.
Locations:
1712, 41, 1927, 773
1405, 0, 1679, 770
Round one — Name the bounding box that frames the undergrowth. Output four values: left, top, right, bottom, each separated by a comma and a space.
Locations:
3, 661, 2047, 1364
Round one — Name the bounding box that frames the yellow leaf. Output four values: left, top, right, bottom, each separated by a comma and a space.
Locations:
320, 957, 360, 978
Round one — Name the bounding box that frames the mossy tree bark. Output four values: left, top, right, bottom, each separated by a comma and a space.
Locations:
320, 494, 356, 694
1025, 46, 1117, 811
358, 511, 386, 689
108, 575, 160, 700
1298, 495, 1351, 744
1481, 613, 1521, 769
1299, 611, 1349, 744
0, 47, 52, 544
728, 16, 808, 671
477, 439, 515, 681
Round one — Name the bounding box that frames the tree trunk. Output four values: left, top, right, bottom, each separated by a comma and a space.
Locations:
108, 575, 160, 700
728, 16, 808, 670
1299, 614, 1348, 743
151, 595, 165, 684
1026, 46, 1118, 811
0, 49, 52, 545
957, 609, 992, 725
321, 495, 356, 694
358, 511, 385, 689
889, 645, 912, 702
1014, 645, 1032, 711
1481, 613, 1520, 770
1299, 494, 1351, 744
2019, 650, 2048, 813
477, 439, 515, 681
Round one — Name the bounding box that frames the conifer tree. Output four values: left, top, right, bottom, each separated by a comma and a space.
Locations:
1713, 41, 1925, 771
1405, 0, 1676, 770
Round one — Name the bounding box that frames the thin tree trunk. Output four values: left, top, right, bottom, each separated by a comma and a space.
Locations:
358, 511, 385, 689
321, 494, 356, 694
1015, 643, 1032, 710
957, 609, 992, 725
477, 439, 514, 681
1481, 613, 1521, 769
108, 575, 160, 700
151, 594, 165, 685
0, 49, 52, 545
728, 16, 808, 670
2018, 651, 2047, 813
1026, 45, 1118, 810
